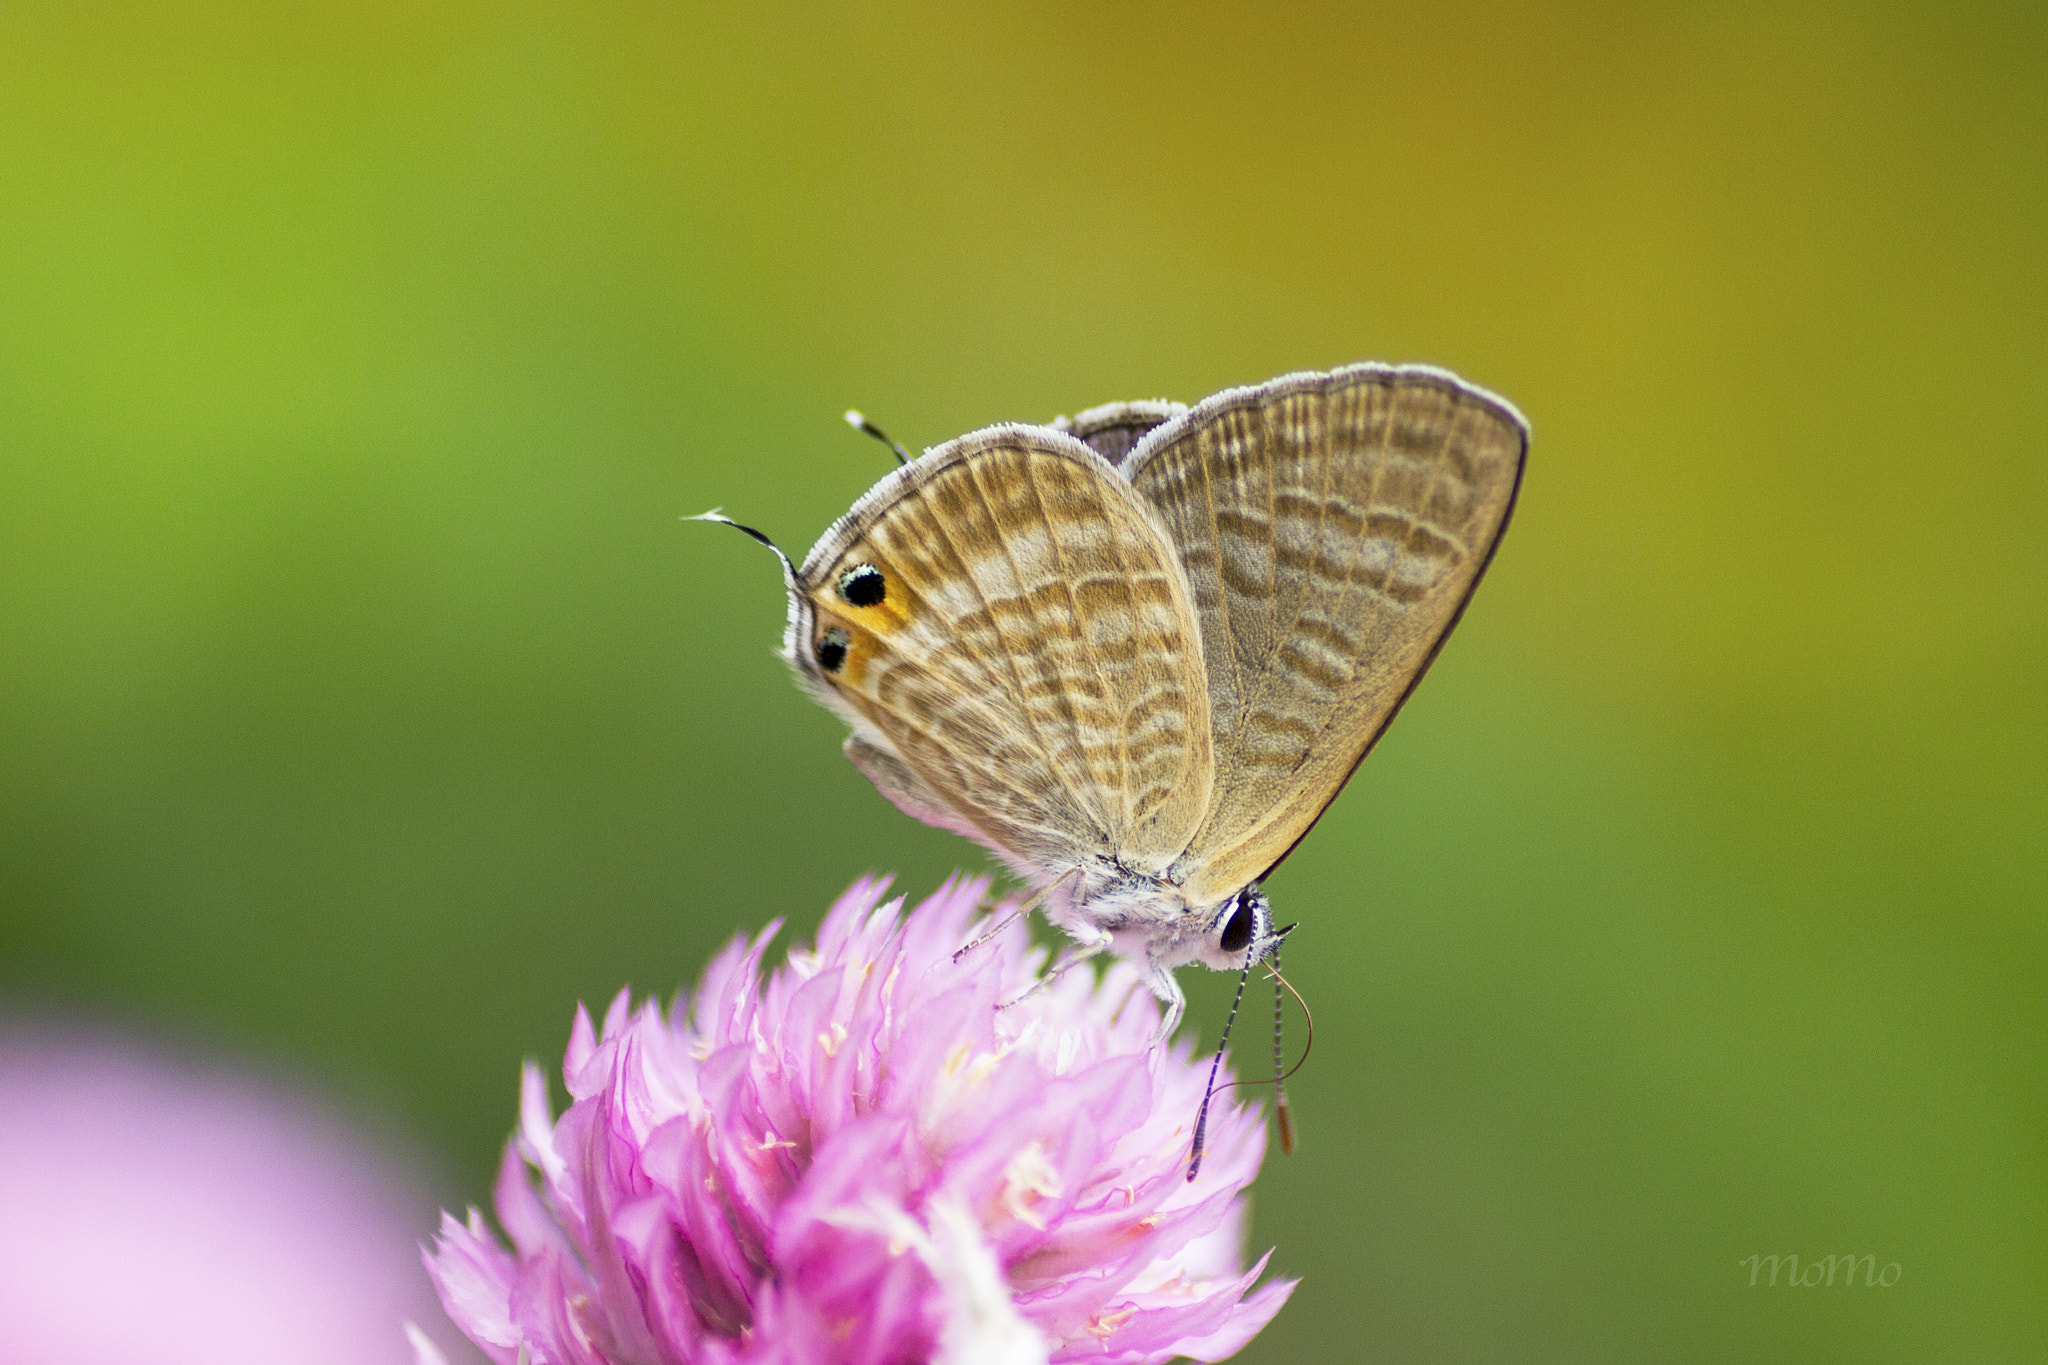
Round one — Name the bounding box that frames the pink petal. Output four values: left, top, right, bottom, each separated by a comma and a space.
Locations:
427, 879, 1293, 1365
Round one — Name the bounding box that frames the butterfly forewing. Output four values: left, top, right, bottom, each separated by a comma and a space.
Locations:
1120, 365, 1527, 903
792, 429, 1215, 879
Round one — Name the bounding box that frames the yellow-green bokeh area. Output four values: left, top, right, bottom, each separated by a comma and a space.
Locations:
2, 3, 2042, 1362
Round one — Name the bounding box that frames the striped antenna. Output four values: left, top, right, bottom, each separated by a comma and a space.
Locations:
1187, 953, 1253, 1181
845, 410, 912, 467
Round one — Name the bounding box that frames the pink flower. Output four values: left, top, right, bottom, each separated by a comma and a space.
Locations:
422, 877, 1293, 1364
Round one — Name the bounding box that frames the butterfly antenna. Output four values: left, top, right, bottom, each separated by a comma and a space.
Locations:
1187, 954, 1253, 1182
1205, 952, 1315, 1095
1271, 939, 1296, 1156
845, 410, 913, 467
686, 510, 799, 586
1262, 942, 1314, 1092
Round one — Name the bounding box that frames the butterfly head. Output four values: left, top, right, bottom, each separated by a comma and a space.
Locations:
1199, 885, 1287, 970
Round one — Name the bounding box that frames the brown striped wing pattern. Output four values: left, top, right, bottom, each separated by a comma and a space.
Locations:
1120, 365, 1528, 905
789, 427, 1215, 880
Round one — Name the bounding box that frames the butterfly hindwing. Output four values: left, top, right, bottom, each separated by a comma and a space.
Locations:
789, 427, 1215, 881
1120, 364, 1528, 903
1054, 400, 1187, 465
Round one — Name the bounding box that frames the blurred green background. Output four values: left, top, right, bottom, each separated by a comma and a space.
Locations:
2, 2, 2043, 1361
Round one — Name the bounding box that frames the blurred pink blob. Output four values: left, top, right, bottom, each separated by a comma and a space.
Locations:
0, 1021, 469, 1365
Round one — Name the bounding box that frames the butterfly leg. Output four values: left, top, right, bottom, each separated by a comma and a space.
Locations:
996, 927, 1109, 1012
952, 905, 1027, 964
952, 866, 1082, 965
1146, 959, 1187, 1046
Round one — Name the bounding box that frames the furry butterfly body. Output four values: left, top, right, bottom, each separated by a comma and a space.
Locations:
724, 363, 1526, 1036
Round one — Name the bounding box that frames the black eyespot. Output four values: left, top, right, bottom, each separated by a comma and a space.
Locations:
815, 626, 850, 674
1219, 893, 1256, 954
838, 563, 886, 607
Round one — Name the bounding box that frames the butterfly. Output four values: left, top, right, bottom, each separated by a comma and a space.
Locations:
703, 363, 1526, 1043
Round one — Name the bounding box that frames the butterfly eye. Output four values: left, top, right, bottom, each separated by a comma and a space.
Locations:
838, 564, 886, 607
1218, 893, 1257, 954
815, 627, 851, 674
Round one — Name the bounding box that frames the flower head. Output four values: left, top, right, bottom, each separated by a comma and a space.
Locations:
423, 877, 1293, 1364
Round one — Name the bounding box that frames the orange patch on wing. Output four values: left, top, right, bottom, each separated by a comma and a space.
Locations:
830, 552, 915, 635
